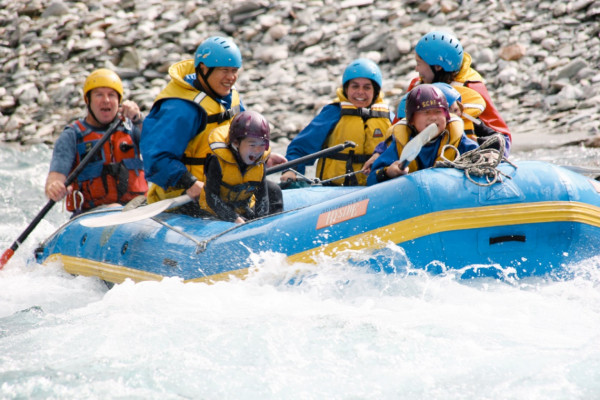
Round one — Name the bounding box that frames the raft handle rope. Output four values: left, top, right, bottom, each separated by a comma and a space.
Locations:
434, 134, 516, 186
149, 216, 209, 277
282, 168, 364, 186
67, 190, 85, 213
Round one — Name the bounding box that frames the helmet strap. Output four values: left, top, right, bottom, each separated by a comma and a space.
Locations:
195, 65, 219, 98
85, 93, 110, 129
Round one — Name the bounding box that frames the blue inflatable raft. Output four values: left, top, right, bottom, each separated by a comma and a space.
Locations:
35, 161, 600, 283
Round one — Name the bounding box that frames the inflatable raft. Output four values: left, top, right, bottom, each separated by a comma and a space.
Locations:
34, 161, 600, 283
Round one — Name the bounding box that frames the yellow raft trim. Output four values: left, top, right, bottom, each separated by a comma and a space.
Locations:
44, 201, 600, 283
287, 201, 600, 263
46, 254, 250, 284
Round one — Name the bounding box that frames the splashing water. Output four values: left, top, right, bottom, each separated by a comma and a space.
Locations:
1, 144, 600, 399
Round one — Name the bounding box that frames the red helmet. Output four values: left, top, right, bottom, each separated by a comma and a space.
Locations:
229, 111, 270, 150
405, 84, 450, 123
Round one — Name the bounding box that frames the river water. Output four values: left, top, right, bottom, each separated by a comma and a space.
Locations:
1, 142, 600, 399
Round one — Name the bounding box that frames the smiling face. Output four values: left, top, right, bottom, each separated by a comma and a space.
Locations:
86, 87, 120, 126
415, 54, 435, 84
346, 77, 375, 108
201, 65, 239, 97
411, 108, 447, 136
237, 137, 268, 165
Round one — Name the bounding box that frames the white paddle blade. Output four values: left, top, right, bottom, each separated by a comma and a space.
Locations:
79, 195, 193, 227
398, 123, 439, 166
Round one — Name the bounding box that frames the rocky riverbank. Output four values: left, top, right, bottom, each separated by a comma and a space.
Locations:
1, 0, 599, 151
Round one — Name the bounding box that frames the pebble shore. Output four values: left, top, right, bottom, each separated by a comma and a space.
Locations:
1, 0, 599, 151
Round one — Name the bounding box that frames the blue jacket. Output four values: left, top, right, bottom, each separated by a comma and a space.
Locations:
284, 104, 341, 175
140, 73, 244, 188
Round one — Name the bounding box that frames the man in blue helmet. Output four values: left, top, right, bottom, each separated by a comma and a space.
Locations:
141, 36, 284, 214
280, 58, 392, 186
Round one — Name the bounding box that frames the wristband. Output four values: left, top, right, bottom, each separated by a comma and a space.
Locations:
178, 172, 198, 190
376, 167, 390, 183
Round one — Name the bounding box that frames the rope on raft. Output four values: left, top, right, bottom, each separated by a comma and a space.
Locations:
434, 134, 517, 186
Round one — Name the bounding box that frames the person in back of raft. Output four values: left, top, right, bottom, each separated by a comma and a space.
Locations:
280, 58, 392, 186
406, 30, 512, 154
198, 111, 274, 224
367, 84, 478, 185
140, 36, 285, 216
44, 68, 147, 216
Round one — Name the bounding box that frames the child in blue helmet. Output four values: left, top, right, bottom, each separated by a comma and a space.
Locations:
280, 58, 393, 186
367, 84, 478, 186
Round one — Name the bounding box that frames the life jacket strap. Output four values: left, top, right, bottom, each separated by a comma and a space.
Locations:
181, 156, 207, 165
206, 105, 241, 124
340, 107, 389, 120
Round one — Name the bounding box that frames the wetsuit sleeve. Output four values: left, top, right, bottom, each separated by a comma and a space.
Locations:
48, 125, 78, 176
253, 175, 269, 218
132, 124, 142, 145
458, 134, 479, 154
140, 99, 206, 188
373, 135, 393, 155
284, 104, 341, 175
204, 155, 240, 222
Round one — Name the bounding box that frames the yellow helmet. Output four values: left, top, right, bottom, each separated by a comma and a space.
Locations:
83, 68, 123, 103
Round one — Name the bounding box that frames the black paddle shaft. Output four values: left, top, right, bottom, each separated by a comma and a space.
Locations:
0, 117, 123, 267
266, 141, 356, 175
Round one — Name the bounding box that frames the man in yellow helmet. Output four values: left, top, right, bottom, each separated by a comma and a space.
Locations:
44, 68, 148, 215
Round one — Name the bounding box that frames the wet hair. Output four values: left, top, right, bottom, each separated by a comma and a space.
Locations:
431, 67, 457, 84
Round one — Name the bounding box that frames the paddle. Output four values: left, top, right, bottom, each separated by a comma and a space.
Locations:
398, 122, 439, 169
265, 140, 357, 174
80, 140, 358, 227
0, 117, 123, 269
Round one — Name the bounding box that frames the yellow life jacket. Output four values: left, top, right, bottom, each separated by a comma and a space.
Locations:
453, 85, 485, 138
147, 59, 241, 203
392, 115, 464, 172
198, 126, 269, 218
316, 88, 391, 186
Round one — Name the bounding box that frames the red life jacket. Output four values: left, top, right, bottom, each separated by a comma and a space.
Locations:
66, 120, 148, 211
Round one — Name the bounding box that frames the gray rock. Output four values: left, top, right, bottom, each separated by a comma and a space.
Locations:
0, 0, 598, 148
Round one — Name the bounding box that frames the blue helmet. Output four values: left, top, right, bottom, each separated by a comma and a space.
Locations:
397, 83, 460, 118
415, 31, 463, 72
433, 82, 461, 106
342, 58, 383, 88
194, 36, 242, 68
396, 94, 408, 119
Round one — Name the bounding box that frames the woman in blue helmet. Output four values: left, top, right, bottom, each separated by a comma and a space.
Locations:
140, 36, 284, 215
280, 58, 393, 186
408, 30, 512, 154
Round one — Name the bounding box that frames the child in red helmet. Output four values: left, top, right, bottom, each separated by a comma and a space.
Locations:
367, 84, 478, 185
196, 111, 278, 223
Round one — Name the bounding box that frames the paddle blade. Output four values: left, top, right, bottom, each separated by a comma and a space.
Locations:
80, 195, 192, 227
0, 248, 15, 269
398, 123, 439, 166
